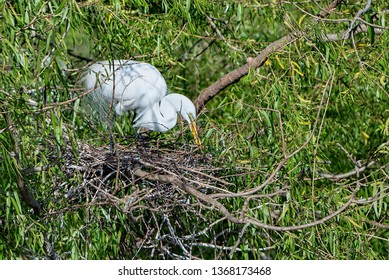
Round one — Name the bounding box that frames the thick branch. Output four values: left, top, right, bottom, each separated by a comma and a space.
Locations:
194, 33, 299, 112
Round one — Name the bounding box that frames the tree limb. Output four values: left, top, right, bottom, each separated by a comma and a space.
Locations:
193, 0, 349, 113
194, 33, 299, 113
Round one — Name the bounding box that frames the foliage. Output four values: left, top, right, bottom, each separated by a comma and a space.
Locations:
0, 0, 388, 260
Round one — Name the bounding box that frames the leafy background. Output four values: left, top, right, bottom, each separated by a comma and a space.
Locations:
0, 0, 388, 259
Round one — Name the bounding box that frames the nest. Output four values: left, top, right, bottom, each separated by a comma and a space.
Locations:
59, 139, 230, 217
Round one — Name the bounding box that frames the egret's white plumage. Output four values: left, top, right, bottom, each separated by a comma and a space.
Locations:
83, 60, 201, 146
132, 93, 196, 132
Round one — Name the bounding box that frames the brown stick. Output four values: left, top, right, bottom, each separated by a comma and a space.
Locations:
132, 164, 363, 232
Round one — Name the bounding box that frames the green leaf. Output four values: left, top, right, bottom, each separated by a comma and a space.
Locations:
365, 14, 375, 45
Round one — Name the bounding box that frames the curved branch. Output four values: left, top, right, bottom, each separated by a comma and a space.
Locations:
243, 194, 354, 232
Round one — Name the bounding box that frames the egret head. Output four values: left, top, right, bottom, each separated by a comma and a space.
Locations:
133, 93, 202, 149
162, 94, 202, 149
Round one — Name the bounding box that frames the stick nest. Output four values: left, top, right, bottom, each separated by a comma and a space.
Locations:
60, 140, 226, 216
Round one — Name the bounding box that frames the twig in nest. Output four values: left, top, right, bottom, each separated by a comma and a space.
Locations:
162, 214, 190, 258
133, 168, 242, 224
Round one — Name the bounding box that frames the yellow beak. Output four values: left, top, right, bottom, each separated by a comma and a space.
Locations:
189, 120, 202, 149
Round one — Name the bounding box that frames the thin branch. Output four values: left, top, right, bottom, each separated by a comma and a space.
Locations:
6, 116, 42, 214
364, 220, 389, 230
322, 24, 384, 42
206, 15, 242, 52
191, 242, 272, 253
162, 214, 191, 258
318, 0, 345, 19
348, 0, 372, 32
229, 222, 250, 258
181, 217, 227, 240
244, 183, 359, 232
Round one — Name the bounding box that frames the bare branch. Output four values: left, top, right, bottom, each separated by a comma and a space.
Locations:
318, 0, 345, 19
322, 22, 384, 42
194, 33, 299, 112
318, 161, 376, 180
348, 0, 372, 32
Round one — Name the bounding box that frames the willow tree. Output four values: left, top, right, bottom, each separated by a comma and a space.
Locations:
0, 0, 388, 260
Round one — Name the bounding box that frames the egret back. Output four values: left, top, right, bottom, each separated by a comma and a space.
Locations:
84, 60, 168, 115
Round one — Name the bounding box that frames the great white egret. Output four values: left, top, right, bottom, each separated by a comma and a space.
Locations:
83, 60, 201, 147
